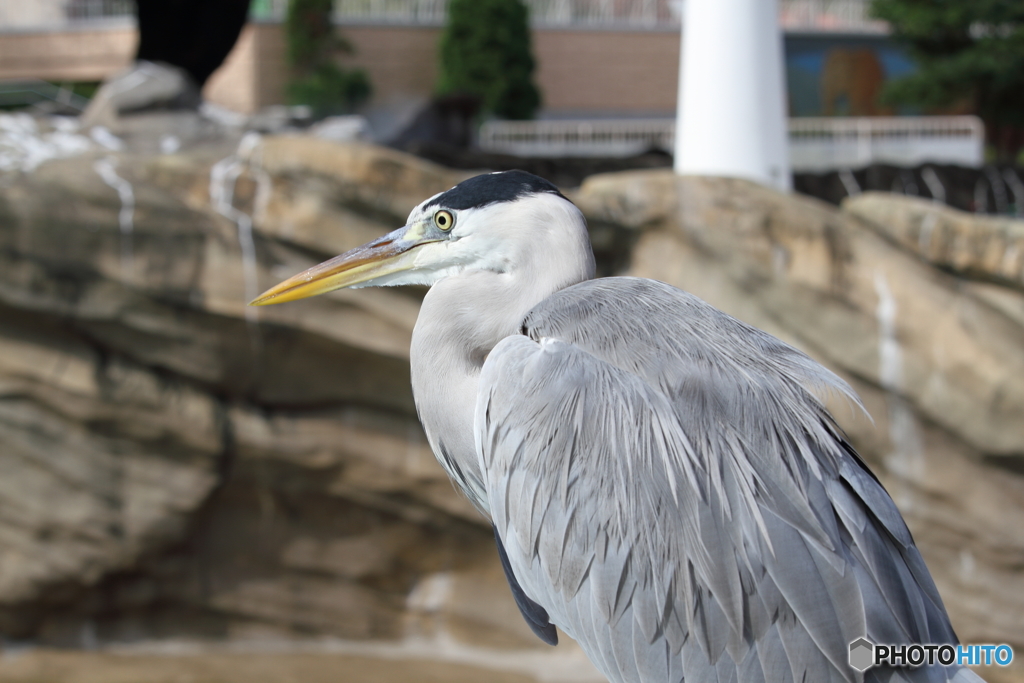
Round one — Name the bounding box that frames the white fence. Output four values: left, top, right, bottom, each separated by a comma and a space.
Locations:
250, 0, 451, 24
0, 0, 881, 32
479, 118, 676, 158
788, 116, 985, 171
315, 0, 681, 27
479, 116, 987, 170
0, 0, 133, 30
780, 0, 885, 33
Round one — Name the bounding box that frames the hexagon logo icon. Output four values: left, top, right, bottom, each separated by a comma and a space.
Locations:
849, 637, 875, 672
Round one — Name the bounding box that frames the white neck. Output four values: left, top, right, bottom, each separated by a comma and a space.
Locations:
409, 201, 595, 515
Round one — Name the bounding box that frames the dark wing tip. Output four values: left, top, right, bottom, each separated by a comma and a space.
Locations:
494, 525, 559, 646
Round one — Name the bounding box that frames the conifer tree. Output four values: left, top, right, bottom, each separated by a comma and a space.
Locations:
286, 0, 371, 116
437, 0, 541, 120
871, 0, 1024, 161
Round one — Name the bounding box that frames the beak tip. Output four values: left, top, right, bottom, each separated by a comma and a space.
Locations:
245, 225, 418, 307
248, 290, 280, 306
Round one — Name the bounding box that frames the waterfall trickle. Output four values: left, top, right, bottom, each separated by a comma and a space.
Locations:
874, 269, 924, 509
93, 155, 136, 279
0, 113, 92, 174
210, 131, 270, 354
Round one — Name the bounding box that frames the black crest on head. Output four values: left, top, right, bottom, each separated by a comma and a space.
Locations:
424, 170, 567, 211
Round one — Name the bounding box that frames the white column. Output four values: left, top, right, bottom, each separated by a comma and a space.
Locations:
674, 0, 791, 191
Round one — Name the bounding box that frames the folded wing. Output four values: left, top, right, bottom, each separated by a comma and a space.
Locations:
476, 278, 962, 683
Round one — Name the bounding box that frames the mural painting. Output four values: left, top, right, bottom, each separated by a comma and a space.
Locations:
785, 35, 917, 117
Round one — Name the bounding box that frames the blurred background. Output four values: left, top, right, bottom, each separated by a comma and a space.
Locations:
0, 1, 1022, 682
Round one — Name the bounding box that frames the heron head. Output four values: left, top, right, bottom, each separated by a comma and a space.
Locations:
250, 170, 591, 306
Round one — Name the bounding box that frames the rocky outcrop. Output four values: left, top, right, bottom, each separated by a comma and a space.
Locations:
1, 137, 1022, 680
844, 192, 1024, 291
0, 137, 502, 644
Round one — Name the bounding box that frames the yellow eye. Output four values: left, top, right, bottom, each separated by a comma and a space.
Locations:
433, 209, 454, 231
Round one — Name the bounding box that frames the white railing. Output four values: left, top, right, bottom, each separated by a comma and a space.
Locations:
780, 0, 886, 33
251, 0, 450, 24
0, 0, 133, 30
480, 118, 676, 157
529, 0, 681, 28
64, 0, 134, 21
0, 0, 882, 31
479, 116, 986, 170
251, 0, 876, 31
333, 0, 449, 25
788, 116, 985, 171
251, 0, 683, 26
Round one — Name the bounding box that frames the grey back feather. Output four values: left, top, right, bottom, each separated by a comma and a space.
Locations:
475, 278, 977, 683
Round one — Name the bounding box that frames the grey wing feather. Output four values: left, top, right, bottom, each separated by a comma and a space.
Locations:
476, 278, 973, 683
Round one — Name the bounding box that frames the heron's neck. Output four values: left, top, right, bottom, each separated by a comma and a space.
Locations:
410, 262, 592, 515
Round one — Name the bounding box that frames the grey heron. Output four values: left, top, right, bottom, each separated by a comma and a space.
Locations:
252, 170, 982, 683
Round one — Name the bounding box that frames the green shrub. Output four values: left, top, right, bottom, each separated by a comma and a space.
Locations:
437, 0, 541, 120
287, 64, 371, 116
285, 0, 371, 115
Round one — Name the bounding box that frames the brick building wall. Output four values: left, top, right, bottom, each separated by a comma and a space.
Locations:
532, 29, 679, 115
0, 26, 135, 82
204, 23, 282, 113
0, 22, 681, 117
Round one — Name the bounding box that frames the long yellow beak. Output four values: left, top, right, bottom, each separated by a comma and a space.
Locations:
249, 223, 436, 306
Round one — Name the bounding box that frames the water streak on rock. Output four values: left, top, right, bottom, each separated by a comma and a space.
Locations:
873, 269, 924, 498
93, 155, 135, 278
89, 126, 125, 152
921, 166, 946, 204
0, 113, 92, 173
210, 132, 265, 352
1004, 168, 1024, 218
838, 168, 860, 197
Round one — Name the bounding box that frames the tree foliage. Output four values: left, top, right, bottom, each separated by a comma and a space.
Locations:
871, 0, 1024, 160
285, 0, 371, 115
437, 0, 541, 120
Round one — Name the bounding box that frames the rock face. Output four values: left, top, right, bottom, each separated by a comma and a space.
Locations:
0, 137, 504, 645
1, 137, 1022, 679
844, 192, 1024, 293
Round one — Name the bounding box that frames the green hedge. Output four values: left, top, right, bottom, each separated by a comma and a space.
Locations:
285, 0, 371, 116
436, 0, 541, 120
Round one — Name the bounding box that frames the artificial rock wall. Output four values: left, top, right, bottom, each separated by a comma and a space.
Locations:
0, 136, 1021, 679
